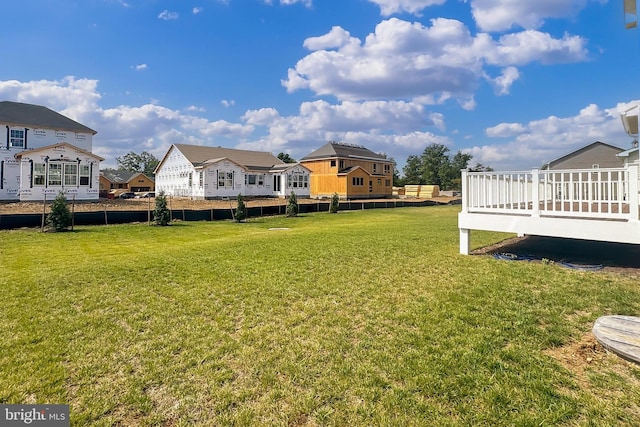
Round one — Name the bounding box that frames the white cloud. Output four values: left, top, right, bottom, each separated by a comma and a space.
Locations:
490, 66, 520, 95
263, 0, 313, 6
158, 10, 179, 20
303, 26, 354, 50
193, 7, 203, 14
474, 103, 633, 170
470, 0, 603, 32
221, 99, 235, 108
2, 76, 632, 174
367, 0, 446, 16
283, 18, 588, 103
485, 122, 526, 137
132, 64, 148, 71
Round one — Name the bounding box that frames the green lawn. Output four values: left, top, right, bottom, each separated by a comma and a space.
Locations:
1, 205, 640, 426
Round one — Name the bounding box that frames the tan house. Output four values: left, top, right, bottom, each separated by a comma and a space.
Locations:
300, 141, 393, 199
100, 170, 155, 197
541, 141, 625, 170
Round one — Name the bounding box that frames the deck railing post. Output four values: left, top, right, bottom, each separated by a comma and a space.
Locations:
629, 163, 639, 221
531, 168, 540, 217
461, 169, 469, 212
459, 169, 470, 255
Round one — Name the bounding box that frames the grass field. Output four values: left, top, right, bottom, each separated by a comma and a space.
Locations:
1, 205, 640, 426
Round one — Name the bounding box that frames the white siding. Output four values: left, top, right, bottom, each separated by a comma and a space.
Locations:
280, 165, 311, 198
1, 126, 93, 152
0, 153, 20, 200
203, 161, 245, 199
155, 148, 198, 197
17, 145, 101, 201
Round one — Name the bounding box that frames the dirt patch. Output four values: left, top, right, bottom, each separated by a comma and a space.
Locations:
544, 333, 609, 387
473, 235, 640, 277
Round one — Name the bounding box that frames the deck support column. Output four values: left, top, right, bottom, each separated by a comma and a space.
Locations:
459, 228, 470, 255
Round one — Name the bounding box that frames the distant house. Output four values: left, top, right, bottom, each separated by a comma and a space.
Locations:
541, 141, 625, 170
100, 170, 155, 197
299, 141, 393, 199
154, 144, 311, 199
0, 101, 102, 201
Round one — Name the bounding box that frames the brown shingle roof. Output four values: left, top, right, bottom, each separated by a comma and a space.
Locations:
174, 144, 285, 169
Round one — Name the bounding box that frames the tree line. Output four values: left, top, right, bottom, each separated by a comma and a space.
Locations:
398, 143, 492, 190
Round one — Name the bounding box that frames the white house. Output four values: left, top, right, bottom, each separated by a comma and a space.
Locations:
0, 101, 101, 201
154, 144, 311, 199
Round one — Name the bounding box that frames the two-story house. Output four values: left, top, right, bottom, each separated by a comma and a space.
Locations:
299, 141, 393, 199
0, 101, 102, 201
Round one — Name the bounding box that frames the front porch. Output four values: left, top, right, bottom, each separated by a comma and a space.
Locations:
458, 165, 640, 254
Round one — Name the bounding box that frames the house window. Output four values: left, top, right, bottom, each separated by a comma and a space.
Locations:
48, 163, 62, 186
352, 177, 364, 186
33, 163, 46, 186
373, 163, 377, 173
247, 174, 257, 185
339, 160, 344, 169
384, 164, 391, 174
257, 175, 264, 186
330, 160, 336, 167
79, 165, 90, 186
10, 129, 24, 148
64, 163, 78, 186
218, 171, 233, 188
385, 179, 391, 186
198, 171, 203, 187
288, 174, 308, 188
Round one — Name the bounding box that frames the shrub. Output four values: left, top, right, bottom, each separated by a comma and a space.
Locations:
286, 191, 298, 217
153, 191, 171, 226
235, 194, 247, 222
46, 191, 72, 232
329, 192, 340, 213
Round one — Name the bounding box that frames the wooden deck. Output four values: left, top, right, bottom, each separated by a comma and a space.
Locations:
459, 165, 640, 254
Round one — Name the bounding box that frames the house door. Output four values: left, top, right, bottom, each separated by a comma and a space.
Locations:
273, 175, 281, 193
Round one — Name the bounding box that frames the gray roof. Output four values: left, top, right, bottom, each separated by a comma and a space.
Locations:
300, 141, 391, 162
541, 141, 625, 170
0, 101, 96, 134
101, 170, 143, 183
173, 144, 286, 170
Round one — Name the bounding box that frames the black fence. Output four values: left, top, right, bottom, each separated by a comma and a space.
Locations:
0, 199, 458, 230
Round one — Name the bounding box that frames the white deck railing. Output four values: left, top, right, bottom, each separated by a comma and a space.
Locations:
462, 166, 640, 221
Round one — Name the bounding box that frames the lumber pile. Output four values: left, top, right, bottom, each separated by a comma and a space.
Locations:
403, 185, 440, 198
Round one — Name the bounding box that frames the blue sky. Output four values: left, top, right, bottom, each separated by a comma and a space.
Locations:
1, 0, 639, 172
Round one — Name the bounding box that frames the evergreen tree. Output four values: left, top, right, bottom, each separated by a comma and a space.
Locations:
286, 191, 298, 217
235, 194, 247, 222
153, 191, 171, 226
329, 192, 340, 213
46, 191, 72, 232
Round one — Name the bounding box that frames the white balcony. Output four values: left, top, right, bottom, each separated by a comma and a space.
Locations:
458, 165, 640, 254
